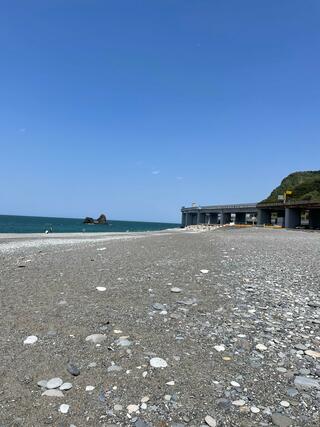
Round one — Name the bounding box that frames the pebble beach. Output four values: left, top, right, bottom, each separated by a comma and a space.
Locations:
0, 227, 320, 426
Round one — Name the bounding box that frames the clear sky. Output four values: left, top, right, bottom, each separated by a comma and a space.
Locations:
1, 1, 320, 222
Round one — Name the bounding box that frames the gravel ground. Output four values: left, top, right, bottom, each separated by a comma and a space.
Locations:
0, 227, 320, 427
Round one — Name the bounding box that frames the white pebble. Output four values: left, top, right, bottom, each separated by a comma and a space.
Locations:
200, 269, 209, 274
23, 335, 38, 345
232, 399, 246, 406
46, 378, 63, 389
59, 404, 69, 414
214, 345, 225, 352
280, 400, 290, 407
127, 404, 139, 414
205, 415, 217, 427
85, 385, 95, 391
96, 286, 106, 291
150, 357, 168, 368
255, 343, 267, 351
230, 381, 240, 387
250, 406, 260, 413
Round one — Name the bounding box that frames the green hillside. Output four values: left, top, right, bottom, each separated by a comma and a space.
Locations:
260, 171, 320, 203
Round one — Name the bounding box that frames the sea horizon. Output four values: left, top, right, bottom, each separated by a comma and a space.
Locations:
0, 214, 180, 234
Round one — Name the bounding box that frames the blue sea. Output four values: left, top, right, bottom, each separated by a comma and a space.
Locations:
0, 215, 180, 234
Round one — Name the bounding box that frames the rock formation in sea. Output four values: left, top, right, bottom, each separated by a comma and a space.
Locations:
83, 214, 108, 224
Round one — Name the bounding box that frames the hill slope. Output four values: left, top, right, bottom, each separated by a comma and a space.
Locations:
260, 171, 320, 203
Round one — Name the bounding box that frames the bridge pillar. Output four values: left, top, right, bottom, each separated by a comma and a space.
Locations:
235, 212, 246, 224
220, 212, 231, 225
197, 212, 205, 224
257, 209, 271, 225
285, 208, 301, 229
309, 209, 320, 229
210, 213, 218, 224
181, 212, 186, 227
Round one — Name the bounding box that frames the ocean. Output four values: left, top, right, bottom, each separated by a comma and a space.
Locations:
0, 215, 180, 234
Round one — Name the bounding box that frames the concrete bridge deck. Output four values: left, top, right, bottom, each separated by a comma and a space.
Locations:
181, 201, 320, 229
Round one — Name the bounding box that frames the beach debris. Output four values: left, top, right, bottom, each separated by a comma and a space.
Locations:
200, 269, 209, 274
97, 247, 106, 251
150, 357, 168, 368
85, 334, 107, 344
59, 404, 70, 414
23, 335, 38, 345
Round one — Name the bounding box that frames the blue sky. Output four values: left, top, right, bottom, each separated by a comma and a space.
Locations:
1, 1, 320, 222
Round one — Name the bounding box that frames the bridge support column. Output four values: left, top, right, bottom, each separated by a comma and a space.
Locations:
220, 212, 231, 225
181, 212, 186, 227
257, 209, 271, 225
309, 209, 320, 229
235, 212, 246, 224
210, 213, 218, 224
285, 208, 301, 229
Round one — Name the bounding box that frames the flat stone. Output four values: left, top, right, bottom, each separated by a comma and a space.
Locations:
67, 362, 80, 376
271, 413, 293, 427
294, 376, 320, 389
286, 387, 299, 397
127, 404, 139, 414
232, 399, 246, 406
152, 303, 166, 311
171, 287, 182, 293
230, 381, 240, 387
205, 415, 217, 427
46, 378, 63, 389
85, 385, 95, 391
200, 269, 209, 274
256, 343, 267, 351
280, 400, 290, 407
96, 286, 106, 291
116, 337, 132, 347
37, 380, 48, 388
107, 364, 122, 372
250, 406, 260, 413
59, 404, 69, 414
214, 345, 225, 352
23, 335, 38, 345
85, 334, 107, 344
60, 382, 72, 391
305, 349, 320, 358
42, 389, 64, 397
150, 357, 168, 368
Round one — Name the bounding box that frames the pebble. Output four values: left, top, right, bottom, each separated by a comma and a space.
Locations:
42, 389, 64, 397
96, 286, 107, 291
23, 335, 38, 345
230, 381, 240, 387
67, 362, 80, 376
107, 364, 122, 372
255, 343, 267, 351
127, 404, 139, 414
60, 382, 72, 391
150, 357, 168, 368
166, 380, 175, 385
37, 380, 48, 388
141, 396, 150, 403
250, 406, 260, 413
114, 404, 123, 411
85, 334, 107, 344
59, 404, 70, 414
294, 375, 320, 389
232, 399, 246, 406
280, 400, 290, 407
152, 303, 166, 311
116, 337, 132, 347
171, 287, 182, 293
271, 413, 293, 427
204, 415, 216, 427
46, 378, 63, 389
85, 385, 95, 391
305, 349, 320, 358
214, 344, 225, 352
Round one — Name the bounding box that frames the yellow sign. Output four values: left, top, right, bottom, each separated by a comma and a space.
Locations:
285, 190, 293, 195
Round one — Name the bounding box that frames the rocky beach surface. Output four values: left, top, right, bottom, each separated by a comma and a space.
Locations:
0, 227, 320, 426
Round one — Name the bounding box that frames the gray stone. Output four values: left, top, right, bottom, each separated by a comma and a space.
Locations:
107, 364, 122, 372
85, 334, 107, 344
37, 380, 48, 388
294, 376, 320, 389
286, 387, 299, 397
42, 389, 64, 397
152, 303, 166, 311
60, 382, 72, 391
67, 362, 80, 376
271, 413, 293, 427
46, 378, 63, 389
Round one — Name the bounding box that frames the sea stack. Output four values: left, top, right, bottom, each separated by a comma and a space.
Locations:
83, 214, 108, 224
